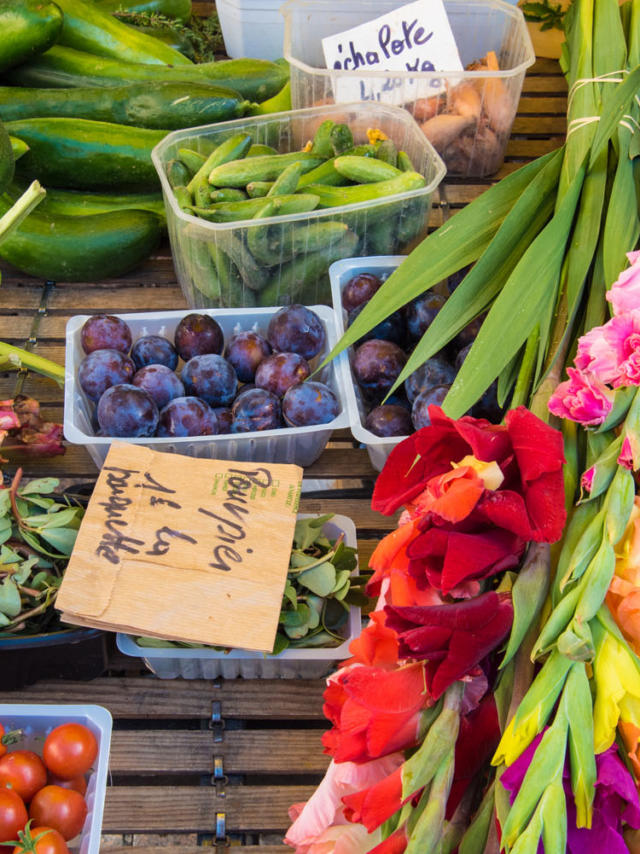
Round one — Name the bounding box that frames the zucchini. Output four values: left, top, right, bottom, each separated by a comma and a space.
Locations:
0, 119, 13, 195
250, 81, 292, 116
0, 0, 63, 73
7, 118, 166, 191
0, 82, 249, 129
11, 185, 167, 221
9, 137, 28, 163
124, 23, 196, 59
93, 0, 192, 21
54, 0, 192, 66
6, 46, 290, 103
0, 199, 162, 280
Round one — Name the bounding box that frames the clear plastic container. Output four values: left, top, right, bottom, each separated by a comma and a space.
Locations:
216, 0, 285, 60
64, 305, 348, 469
0, 704, 112, 854
330, 255, 407, 472
152, 103, 445, 308
281, 0, 535, 177
116, 514, 361, 679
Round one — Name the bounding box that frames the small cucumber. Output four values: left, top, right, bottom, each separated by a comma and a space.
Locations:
297, 159, 348, 189
258, 229, 359, 306
364, 218, 397, 255
334, 155, 403, 183
174, 186, 191, 210
182, 238, 222, 304
397, 150, 416, 172
186, 132, 252, 194
166, 158, 190, 189
194, 183, 212, 207
247, 144, 278, 157
208, 242, 251, 307
246, 181, 273, 198
217, 232, 268, 291
310, 120, 335, 159
210, 188, 247, 203
189, 193, 319, 223
0, 198, 161, 280
375, 139, 398, 167
330, 124, 354, 156
248, 206, 349, 267
178, 148, 206, 175
304, 171, 426, 207
267, 161, 301, 196
208, 152, 324, 188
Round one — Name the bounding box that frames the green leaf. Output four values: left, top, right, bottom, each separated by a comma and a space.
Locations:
31, 571, 53, 590
331, 568, 352, 593
19, 478, 59, 495
297, 562, 336, 596
332, 542, 357, 573
23, 506, 79, 530
389, 148, 563, 398
293, 514, 333, 550
0, 577, 21, 617
0, 490, 11, 516
289, 552, 318, 569
319, 151, 563, 369
444, 163, 586, 419
37, 526, 78, 555
590, 64, 640, 164
458, 782, 495, 854
271, 632, 290, 655
283, 581, 298, 608
13, 556, 38, 584
603, 123, 640, 289
281, 603, 312, 627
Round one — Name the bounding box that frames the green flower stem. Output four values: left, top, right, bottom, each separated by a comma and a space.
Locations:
0, 181, 45, 245
0, 342, 65, 386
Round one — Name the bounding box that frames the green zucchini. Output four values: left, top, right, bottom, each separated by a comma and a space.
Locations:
93, 0, 191, 22
7, 118, 166, 191
124, 23, 196, 59
0, 199, 162, 280
9, 137, 28, 162
11, 186, 167, 221
6, 46, 290, 103
208, 152, 324, 187
0, 0, 63, 73
250, 81, 292, 116
0, 82, 249, 129
0, 120, 13, 195
54, 0, 192, 66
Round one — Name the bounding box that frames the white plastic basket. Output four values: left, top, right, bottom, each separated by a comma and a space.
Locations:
216, 0, 285, 60
330, 255, 407, 472
116, 514, 361, 679
64, 304, 349, 469
281, 0, 535, 177
0, 704, 112, 854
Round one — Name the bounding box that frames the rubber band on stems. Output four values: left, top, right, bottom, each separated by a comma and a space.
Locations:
566, 69, 628, 113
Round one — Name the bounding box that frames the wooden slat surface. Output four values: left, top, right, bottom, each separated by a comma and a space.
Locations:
0, 57, 566, 851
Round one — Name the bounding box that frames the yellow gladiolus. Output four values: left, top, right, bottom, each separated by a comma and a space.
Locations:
593, 624, 640, 753
613, 497, 640, 585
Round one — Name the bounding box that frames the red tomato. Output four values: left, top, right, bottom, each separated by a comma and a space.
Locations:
13, 826, 70, 854
0, 751, 48, 803
0, 788, 28, 843
28, 787, 86, 842
42, 725, 97, 781
46, 776, 87, 797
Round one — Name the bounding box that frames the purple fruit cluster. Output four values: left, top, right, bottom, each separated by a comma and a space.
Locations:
343, 273, 500, 438
77, 305, 340, 440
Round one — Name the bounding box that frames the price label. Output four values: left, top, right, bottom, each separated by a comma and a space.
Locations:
321, 0, 463, 105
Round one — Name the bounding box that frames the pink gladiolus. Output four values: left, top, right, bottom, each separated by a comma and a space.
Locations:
285, 755, 403, 854
607, 251, 640, 316
574, 312, 640, 388
548, 369, 614, 425
619, 436, 635, 471
581, 466, 596, 493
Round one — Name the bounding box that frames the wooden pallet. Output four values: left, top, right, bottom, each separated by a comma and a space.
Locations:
0, 58, 567, 850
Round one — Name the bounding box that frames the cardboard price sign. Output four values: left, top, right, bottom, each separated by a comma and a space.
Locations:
321, 0, 463, 104
56, 443, 303, 652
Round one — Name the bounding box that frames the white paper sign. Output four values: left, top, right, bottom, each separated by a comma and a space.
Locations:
322, 0, 463, 105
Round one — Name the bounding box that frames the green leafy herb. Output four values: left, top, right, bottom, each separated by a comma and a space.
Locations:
0, 469, 83, 636
521, 0, 567, 31
114, 9, 224, 62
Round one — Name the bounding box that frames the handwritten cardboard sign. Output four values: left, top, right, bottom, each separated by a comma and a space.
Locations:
56, 443, 303, 652
321, 0, 463, 104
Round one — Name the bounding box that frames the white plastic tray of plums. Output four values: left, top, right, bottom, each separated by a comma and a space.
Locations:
330, 256, 499, 471
64, 304, 349, 469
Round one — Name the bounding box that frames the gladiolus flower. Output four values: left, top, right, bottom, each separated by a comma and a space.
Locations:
548, 368, 615, 426
348, 611, 399, 669
384, 592, 513, 699
582, 465, 596, 494
619, 721, 640, 780
342, 766, 405, 832
607, 250, 640, 316
322, 662, 431, 762
285, 755, 402, 854
575, 311, 640, 388
366, 823, 408, 854
593, 626, 640, 753
502, 732, 640, 853
619, 435, 636, 470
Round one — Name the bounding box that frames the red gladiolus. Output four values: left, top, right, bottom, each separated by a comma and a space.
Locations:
371, 406, 565, 545
348, 611, 399, 669
367, 823, 408, 854
322, 662, 431, 763
384, 592, 513, 699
